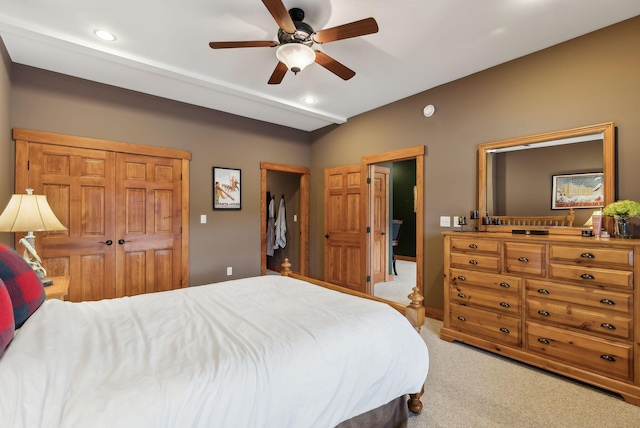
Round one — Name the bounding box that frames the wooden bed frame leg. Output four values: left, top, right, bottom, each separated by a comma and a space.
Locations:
408, 385, 424, 413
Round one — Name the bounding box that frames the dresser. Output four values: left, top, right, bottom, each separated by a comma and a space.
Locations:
441, 231, 640, 405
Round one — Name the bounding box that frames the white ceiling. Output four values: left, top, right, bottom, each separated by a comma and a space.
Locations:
1, 0, 639, 132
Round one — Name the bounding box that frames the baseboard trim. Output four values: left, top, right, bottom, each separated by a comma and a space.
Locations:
425, 307, 444, 321
395, 255, 416, 262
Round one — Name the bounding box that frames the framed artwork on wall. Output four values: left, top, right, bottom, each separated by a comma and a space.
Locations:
551, 172, 604, 209
213, 167, 241, 210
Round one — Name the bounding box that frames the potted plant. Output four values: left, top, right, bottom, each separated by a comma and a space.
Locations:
603, 200, 640, 238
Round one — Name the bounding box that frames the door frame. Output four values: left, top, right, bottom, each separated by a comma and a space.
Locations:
260, 162, 310, 276
362, 146, 425, 297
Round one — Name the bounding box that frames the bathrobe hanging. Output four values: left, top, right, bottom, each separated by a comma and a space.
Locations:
274, 197, 287, 249
266, 196, 276, 256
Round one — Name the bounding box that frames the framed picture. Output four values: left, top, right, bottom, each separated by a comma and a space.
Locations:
213, 167, 241, 210
551, 172, 604, 209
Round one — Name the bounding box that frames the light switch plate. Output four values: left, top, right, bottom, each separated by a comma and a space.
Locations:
440, 216, 451, 227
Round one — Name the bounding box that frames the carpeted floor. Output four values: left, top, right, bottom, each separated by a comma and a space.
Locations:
374, 260, 416, 304
407, 318, 640, 427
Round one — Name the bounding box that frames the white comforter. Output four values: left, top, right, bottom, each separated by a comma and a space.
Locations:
0, 275, 428, 428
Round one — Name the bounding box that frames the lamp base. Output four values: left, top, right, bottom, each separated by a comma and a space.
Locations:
42, 278, 54, 287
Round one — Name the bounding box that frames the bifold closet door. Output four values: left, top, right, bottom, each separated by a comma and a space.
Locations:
22, 143, 183, 301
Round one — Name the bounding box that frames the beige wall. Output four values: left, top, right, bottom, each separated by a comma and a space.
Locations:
0, 38, 12, 246
309, 16, 640, 311
8, 65, 310, 286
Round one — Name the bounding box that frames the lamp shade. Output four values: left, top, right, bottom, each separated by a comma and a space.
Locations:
0, 193, 67, 232
276, 43, 316, 74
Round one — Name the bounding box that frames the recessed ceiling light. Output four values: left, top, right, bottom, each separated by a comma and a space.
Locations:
302, 97, 317, 104
93, 29, 117, 41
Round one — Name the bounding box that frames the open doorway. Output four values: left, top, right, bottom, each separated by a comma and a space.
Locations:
260, 162, 310, 276
372, 159, 417, 304
363, 147, 425, 304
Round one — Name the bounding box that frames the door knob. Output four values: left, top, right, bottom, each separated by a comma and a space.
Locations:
118, 239, 127, 245
100, 240, 113, 246
324, 234, 330, 239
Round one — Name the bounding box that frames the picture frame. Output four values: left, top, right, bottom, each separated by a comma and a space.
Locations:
213, 167, 241, 210
551, 172, 604, 210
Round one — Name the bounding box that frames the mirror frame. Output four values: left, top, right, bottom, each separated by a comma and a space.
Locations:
478, 122, 615, 234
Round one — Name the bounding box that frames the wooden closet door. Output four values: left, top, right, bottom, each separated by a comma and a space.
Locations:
27, 143, 117, 302
115, 153, 182, 296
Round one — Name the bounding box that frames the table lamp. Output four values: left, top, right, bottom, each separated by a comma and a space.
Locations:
0, 188, 67, 285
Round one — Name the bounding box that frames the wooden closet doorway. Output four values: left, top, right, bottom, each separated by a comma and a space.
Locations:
260, 162, 310, 276
13, 129, 190, 302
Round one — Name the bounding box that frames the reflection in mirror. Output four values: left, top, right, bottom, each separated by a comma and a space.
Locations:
478, 122, 615, 232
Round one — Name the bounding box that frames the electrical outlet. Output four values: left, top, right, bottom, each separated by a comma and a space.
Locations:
440, 216, 451, 227
200, 214, 207, 224
226, 266, 232, 276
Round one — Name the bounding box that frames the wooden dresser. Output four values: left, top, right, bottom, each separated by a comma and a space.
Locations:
441, 231, 640, 405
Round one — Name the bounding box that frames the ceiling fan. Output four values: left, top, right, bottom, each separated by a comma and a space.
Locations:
209, 0, 379, 85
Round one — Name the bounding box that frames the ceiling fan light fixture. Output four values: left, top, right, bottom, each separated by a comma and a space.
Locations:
276, 44, 316, 74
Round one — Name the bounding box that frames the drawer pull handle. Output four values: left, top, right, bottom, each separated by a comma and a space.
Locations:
499, 328, 510, 334
457, 316, 466, 322
581, 253, 595, 259
469, 244, 478, 249
469, 260, 478, 265
580, 273, 595, 280
600, 355, 616, 363
518, 257, 529, 263
538, 338, 550, 345
499, 302, 510, 308
537, 289, 550, 295
600, 299, 615, 305
457, 275, 466, 281
457, 293, 467, 299
601, 323, 616, 330
538, 310, 550, 316
499, 282, 510, 288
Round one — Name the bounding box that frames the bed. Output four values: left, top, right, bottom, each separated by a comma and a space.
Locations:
0, 251, 428, 428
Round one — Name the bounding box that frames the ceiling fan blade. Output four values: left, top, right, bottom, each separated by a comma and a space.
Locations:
209, 41, 277, 49
314, 51, 356, 81
262, 0, 296, 34
268, 62, 288, 85
313, 17, 378, 44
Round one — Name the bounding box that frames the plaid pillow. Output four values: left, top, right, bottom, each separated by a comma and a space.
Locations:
0, 278, 14, 357
0, 244, 46, 328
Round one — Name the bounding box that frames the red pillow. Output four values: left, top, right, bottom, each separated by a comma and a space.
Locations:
0, 244, 46, 328
0, 278, 15, 357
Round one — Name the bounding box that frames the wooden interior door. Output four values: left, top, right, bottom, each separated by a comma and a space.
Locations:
25, 142, 117, 301
372, 166, 390, 284
324, 165, 365, 293
115, 153, 182, 296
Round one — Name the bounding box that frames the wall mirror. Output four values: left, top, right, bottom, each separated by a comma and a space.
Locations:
478, 122, 615, 233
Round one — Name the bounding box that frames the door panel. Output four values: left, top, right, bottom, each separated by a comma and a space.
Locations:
29, 143, 117, 302
116, 153, 182, 297
372, 166, 390, 284
324, 165, 365, 292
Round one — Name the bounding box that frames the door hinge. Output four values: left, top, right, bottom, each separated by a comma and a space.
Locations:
366, 226, 371, 233
366, 177, 371, 184
366, 275, 371, 283
27, 160, 30, 170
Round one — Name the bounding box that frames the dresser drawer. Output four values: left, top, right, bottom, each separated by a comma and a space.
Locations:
451, 253, 500, 272
525, 279, 632, 314
450, 304, 521, 347
526, 298, 632, 340
504, 242, 545, 276
549, 263, 633, 289
550, 245, 633, 268
451, 284, 520, 315
450, 237, 500, 254
451, 268, 521, 293
526, 322, 633, 381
